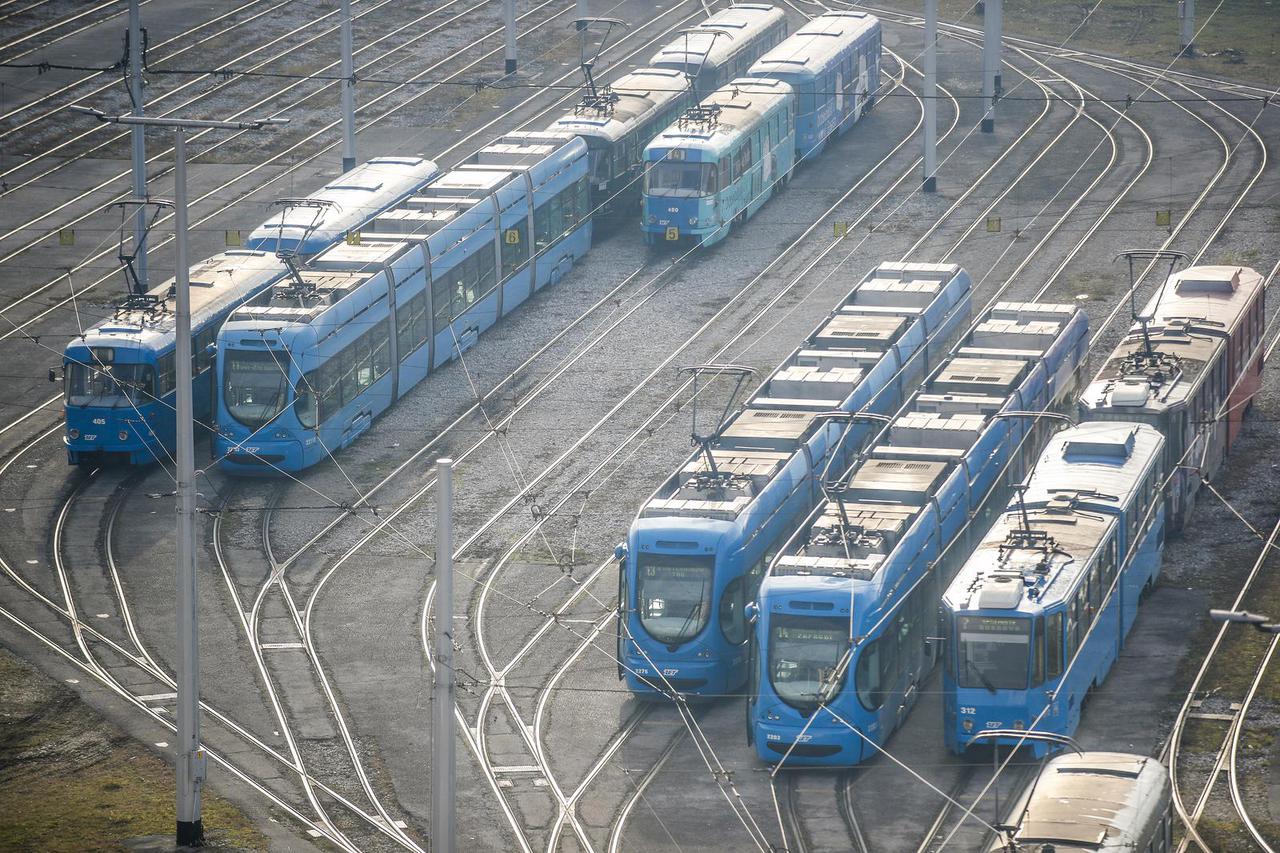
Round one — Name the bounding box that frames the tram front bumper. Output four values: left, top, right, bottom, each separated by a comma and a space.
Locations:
754, 719, 865, 767
215, 436, 303, 475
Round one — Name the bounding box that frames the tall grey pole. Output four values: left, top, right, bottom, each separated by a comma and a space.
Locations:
503, 0, 517, 74
922, 0, 938, 193
172, 126, 204, 847
128, 0, 147, 290
981, 0, 1000, 133
340, 0, 355, 172
1179, 0, 1195, 54
991, 0, 1002, 94
433, 458, 456, 853
67, 106, 287, 849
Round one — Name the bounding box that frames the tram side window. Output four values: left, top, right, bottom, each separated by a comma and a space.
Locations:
1067, 600, 1080, 659
733, 140, 753, 181
1033, 615, 1045, 685
1046, 611, 1063, 680
719, 576, 749, 645
855, 639, 883, 709
157, 353, 176, 397
194, 326, 217, 374
397, 290, 429, 362
306, 322, 393, 426
502, 221, 529, 278
533, 178, 588, 253
432, 274, 452, 334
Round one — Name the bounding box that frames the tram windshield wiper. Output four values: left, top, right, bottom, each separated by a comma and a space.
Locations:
966, 659, 998, 695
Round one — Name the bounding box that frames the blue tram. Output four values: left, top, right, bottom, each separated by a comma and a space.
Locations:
747, 11, 881, 160
60, 156, 438, 467
213, 132, 591, 474
245, 156, 440, 258
1079, 265, 1265, 531
941, 422, 1165, 756
617, 262, 972, 698
547, 68, 693, 218
62, 251, 288, 466
748, 302, 1089, 767
646, 3, 788, 94
642, 78, 795, 248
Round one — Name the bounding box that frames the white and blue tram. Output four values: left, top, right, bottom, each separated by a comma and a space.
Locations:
991, 752, 1173, 853
748, 302, 1090, 766
941, 422, 1166, 755
1079, 264, 1265, 530
617, 262, 972, 698
213, 132, 591, 473
60, 157, 438, 468
647, 3, 789, 93
746, 11, 881, 160
245, 156, 440, 258
641, 78, 795, 247
62, 251, 288, 466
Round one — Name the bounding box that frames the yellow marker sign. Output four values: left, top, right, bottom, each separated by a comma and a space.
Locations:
986, 216, 1001, 233
225, 230, 241, 247
665, 226, 680, 241
58, 228, 74, 246
345, 230, 361, 246
834, 222, 849, 238
504, 229, 521, 245
1155, 210, 1171, 227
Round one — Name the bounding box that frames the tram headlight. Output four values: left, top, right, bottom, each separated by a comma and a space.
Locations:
688, 216, 698, 226
696, 648, 713, 658
962, 718, 974, 732
648, 214, 657, 224
67, 428, 80, 440
118, 430, 129, 442
273, 430, 290, 440
1013, 720, 1025, 730
766, 711, 781, 721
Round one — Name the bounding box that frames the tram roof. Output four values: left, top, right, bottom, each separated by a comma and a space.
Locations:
995, 752, 1169, 852
547, 68, 690, 144
647, 78, 793, 151
1081, 265, 1262, 414
73, 251, 288, 352
648, 4, 787, 73
749, 11, 879, 77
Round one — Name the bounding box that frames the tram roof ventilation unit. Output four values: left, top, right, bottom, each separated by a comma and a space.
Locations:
845, 458, 948, 504
1109, 378, 1152, 407
976, 574, 1025, 609
1174, 267, 1241, 295
889, 412, 987, 451
1063, 427, 1137, 461
931, 357, 1027, 396
914, 393, 1007, 417
761, 364, 865, 406
310, 241, 403, 270
717, 408, 820, 452
813, 314, 905, 351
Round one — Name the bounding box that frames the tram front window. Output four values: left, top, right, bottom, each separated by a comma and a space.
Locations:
769, 615, 849, 713
645, 161, 716, 197
65, 361, 154, 407
225, 349, 291, 429
957, 615, 1031, 691
636, 554, 714, 646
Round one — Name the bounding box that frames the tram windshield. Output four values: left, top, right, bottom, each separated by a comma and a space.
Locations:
769, 615, 850, 713
224, 349, 291, 429
636, 554, 714, 646
957, 615, 1031, 691
645, 161, 717, 197
65, 360, 154, 407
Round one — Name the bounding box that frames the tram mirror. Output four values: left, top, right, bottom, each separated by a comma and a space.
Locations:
614, 543, 627, 563
48, 368, 58, 383
744, 602, 758, 624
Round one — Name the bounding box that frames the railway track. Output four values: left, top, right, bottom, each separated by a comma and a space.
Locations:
0, 3, 1274, 845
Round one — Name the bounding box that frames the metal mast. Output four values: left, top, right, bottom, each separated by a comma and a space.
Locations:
127, 0, 147, 289
340, 0, 356, 171
433, 458, 457, 853
922, 0, 938, 192
69, 107, 287, 848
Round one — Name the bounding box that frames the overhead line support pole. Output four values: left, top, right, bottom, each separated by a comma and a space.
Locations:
66, 105, 287, 850
922, 0, 938, 193
433, 458, 456, 853
340, 0, 355, 172
128, 0, 146, 289
504, 0, 517, 74
981, 0, 1001, 133
1180, 0, 1196, 55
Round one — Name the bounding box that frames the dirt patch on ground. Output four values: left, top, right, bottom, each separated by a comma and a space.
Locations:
0, 648, 266, 852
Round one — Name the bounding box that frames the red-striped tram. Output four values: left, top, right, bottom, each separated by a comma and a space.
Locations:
1080, 259, 1265, 530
